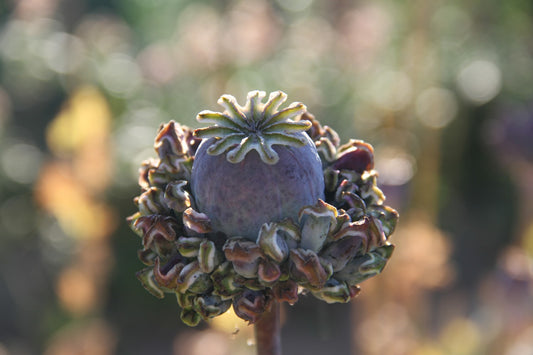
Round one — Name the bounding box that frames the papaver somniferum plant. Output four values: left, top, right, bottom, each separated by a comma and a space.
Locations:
128, 90, 398, 331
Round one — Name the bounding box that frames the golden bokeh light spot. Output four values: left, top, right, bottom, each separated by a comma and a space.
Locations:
43, 319, 116, 355
210, 306, 251, 336
56, 267, 99, 316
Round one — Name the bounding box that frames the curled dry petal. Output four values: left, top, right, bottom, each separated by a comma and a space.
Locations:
135, 215, 179, 257
153, 257, 184, 290
138, 158, 158, 190
157, 155, 189, 178
358, 171, 386, 205
300, 112, 340, 147
177, 261, 212, 294
315, 137, 338, 163
234, 276, 264, 291
142, 215, 179, 243
334, 140, 374, 174
258, 258, 282, 283
257, 223, 289, 263
198, 240, 219, 273
131, 215, 153, 237
211, 261, 242, 298
182, 127, 202, 156
334, 179, 358, 200
319, 234, 363, 272
138, 215, 178, 241
233, 289, 270, 324
272, 279, 299, 305
330, 217, 370, 243
223, 239, 264, 278
155, 121, 188, 159
180, 308, 202, 327
137, 248, 157, 266
311, 279, 352, 304
164, 180, 192, 212
290, 248, 328, 288
323, 126, 341, 147
299, 200, 338, 253
301, 112, 324, 141
367, 216, 388, 251
232, 260, 260, 279
341, 191, 367, 220
368, 205, 399, 238
176, 292, 196, 309
136, 267, 165, 299
183, 207, 211, 234
223, 239, 263, 262
135, 187, 166, 215
148, 167, 173, 186
323, 168, 340, 192
275, 219, 301, 249
194, 295, 231, 319
177, 236, 204, 258
328, 210, 351, 237
334, 245, 394, 285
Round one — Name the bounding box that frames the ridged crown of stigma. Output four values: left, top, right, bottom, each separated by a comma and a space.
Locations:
194, 90, 311, 164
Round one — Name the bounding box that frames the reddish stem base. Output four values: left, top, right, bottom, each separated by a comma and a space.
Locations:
254, 301, 281, 355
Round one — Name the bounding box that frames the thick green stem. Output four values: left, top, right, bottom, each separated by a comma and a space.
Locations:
254, 301, 281, 355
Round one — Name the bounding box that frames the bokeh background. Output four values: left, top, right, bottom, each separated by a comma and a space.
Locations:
1, 0, 533, 354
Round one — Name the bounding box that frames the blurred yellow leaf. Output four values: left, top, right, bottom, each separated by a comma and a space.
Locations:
35, 162, 116, 240
46, 86, 112, 192
46, 86, 111, 155
440, 318, 481, 355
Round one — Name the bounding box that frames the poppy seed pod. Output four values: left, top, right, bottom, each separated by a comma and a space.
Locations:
128, 90, 399, 326
191, 91, 325, 240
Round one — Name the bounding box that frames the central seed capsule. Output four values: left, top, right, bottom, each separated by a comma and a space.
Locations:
191, 91, 325, 241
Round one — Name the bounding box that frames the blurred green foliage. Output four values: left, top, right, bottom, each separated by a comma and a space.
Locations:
1, 0, 533, 354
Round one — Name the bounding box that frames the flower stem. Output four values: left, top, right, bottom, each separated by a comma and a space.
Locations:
254, 301, 281, 355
